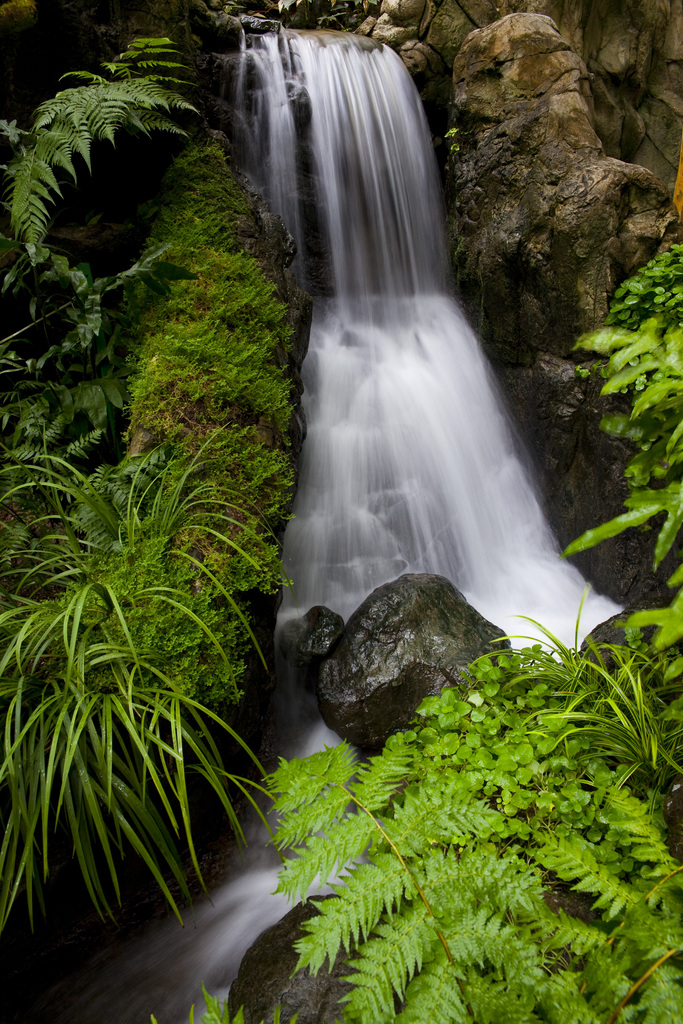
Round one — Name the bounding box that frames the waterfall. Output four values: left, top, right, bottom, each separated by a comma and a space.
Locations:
236, 29, 617, 638
22, 29, 619, 1024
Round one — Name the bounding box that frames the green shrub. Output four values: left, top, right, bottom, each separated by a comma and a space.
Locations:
0, 449, 270, 933
270, 640, 683, 1023
567, 245, 683, 653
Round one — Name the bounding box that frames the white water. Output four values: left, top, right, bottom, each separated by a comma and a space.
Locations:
239, 30, 617, 638
23, 29, 619, 1024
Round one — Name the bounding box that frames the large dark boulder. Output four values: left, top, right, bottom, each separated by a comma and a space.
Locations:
316, 573, 507, 748
228, 900, 350, 1024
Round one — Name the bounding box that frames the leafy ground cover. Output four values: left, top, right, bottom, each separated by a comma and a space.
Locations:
267, 634, 683, 1023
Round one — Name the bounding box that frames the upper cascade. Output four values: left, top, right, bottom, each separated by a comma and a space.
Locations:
231, 29, 618, 640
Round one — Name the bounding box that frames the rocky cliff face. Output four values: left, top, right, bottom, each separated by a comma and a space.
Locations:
447, 13, 682, 602
361, 0, 683, 193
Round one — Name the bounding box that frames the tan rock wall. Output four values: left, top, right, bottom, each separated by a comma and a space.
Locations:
362, 0, 683, 193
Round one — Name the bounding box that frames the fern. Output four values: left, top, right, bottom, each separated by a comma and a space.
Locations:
535, 834, 636, 920
2, 39, 195, 243
271, 667, 683, 1023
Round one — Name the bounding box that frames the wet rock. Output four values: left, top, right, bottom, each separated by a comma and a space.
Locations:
189, 1, 242, 49
447, 14, 681, 604
280, 606, 346, 682
228, 899, 350, 1024
663, 774, 683, 863
580, 610, 657, 653
240, 14, 280, 34
498, 353, 674, 602
317, 573, 508, 748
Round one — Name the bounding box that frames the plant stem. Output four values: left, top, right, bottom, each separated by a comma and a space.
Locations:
604, 948, 679, 1024
0, 301, 71, 346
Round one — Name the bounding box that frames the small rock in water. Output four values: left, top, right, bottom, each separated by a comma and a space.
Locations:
316, 573, 508, 748
240, 14, 281, 34
280, 605, 346, 691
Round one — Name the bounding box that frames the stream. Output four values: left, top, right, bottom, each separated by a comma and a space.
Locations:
23, 29, 618, 1024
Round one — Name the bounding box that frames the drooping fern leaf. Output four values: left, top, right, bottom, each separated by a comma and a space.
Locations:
2, 38, 195, 243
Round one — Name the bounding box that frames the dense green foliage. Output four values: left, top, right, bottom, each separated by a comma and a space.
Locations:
0, 38, 194, 243
567, 244, 683, 651
0, 243, 194, 461
0, 448, 271, 933
271, 639, 683, 1023
0, 45, 296, 932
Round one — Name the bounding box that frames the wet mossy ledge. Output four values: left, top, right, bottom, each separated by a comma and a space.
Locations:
0, 0, 37, 37
125, 137, 309, 714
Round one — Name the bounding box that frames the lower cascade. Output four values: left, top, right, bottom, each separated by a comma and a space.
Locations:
26, 28, 620, 1024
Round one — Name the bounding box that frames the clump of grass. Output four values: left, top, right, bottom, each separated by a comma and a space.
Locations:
488, 617, 683, 796
0, 447, 272, 933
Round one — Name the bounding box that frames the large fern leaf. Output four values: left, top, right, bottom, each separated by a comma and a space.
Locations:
3, 41, 195, 243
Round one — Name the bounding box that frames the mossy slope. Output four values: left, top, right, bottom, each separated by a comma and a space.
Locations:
124, 138, 296, 707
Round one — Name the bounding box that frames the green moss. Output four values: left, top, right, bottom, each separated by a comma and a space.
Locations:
126, 139, 296, 708
0, 0, 37, 37
89, 537, 245, 709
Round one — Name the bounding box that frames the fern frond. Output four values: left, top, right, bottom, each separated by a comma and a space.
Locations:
536, 971, 598, 1024
385, 780, 498, 856
463, 970, 541, 1024
343, 904, 436, 1023
395, 947, 470, 1024
600, 787, 677, 871
6, 52, 196, 242
423, 846, 546, 923
295, 854, 413, 974
351, 742, 413, 815
634, 963, 683, 1023
271, 742, 357, 816
535, 835, 636, 919
276, 813, 375, 905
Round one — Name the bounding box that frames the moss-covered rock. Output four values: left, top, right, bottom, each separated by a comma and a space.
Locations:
126, 137, 307, 710
0, 0, 37, 37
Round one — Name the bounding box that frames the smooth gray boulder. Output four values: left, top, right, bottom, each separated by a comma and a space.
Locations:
228, 900, 350, 1024
316, 573, 508, 748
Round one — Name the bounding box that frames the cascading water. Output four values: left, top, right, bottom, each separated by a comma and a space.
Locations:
237, 30, 617, 637
22, 29, 618, 1024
